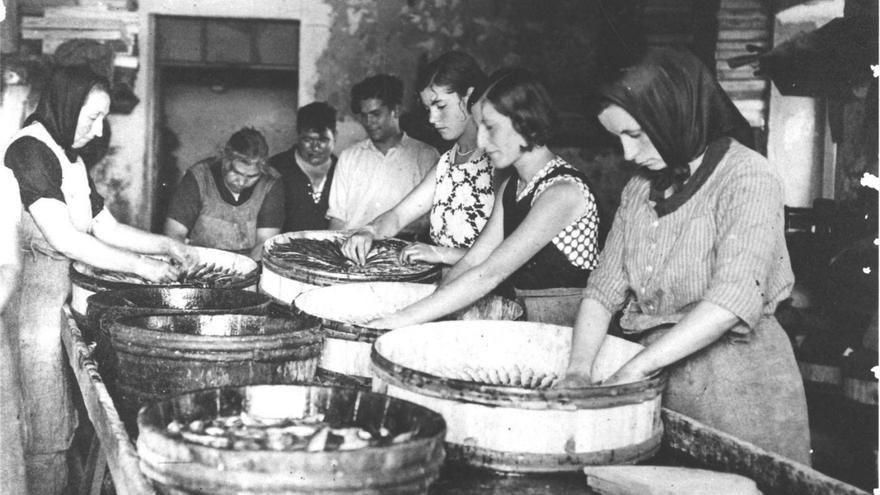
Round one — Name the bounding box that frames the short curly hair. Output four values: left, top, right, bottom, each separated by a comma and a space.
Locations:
472, 68, 556, 151
350, 74, 404, 114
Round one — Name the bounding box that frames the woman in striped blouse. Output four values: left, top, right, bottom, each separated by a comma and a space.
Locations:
561, 48, 811, 465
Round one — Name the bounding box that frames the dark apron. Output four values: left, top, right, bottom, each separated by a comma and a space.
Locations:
641, 315, 812, 465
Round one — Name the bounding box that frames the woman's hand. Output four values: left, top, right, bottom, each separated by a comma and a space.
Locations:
164, 239, 199, 271
366, 313, 413, 330
554, 372, 593, 389
341, 228, 376, 265
134, 257, 181, 283
600, 360, 650, 386
399, 242, 445, 265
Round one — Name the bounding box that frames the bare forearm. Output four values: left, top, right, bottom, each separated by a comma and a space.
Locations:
620, 301, 738, 377
95, 220, 173, 255
393, 264, 504, 325
328, 217, 346, 230
566, 298, 614, 377
60, 229, 150, 274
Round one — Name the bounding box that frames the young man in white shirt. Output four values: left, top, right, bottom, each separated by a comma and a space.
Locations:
327, 74, 439, 236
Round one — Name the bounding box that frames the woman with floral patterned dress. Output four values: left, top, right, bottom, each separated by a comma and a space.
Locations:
342, 51, 495, 266
369, 68, 600, 329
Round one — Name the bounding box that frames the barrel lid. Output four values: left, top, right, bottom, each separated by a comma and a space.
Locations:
72, 246, 259, 289
262, 231, 440, 283
371, 321, 666, 409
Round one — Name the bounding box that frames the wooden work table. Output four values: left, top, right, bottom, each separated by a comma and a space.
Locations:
61, 313, 870, 495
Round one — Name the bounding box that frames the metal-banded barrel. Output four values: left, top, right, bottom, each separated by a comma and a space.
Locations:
137, 384, 446, 494
70, 247, 260, 338
371, 321, 667, 473
293, 282, 523, 387
108, 313, 321, 433
86, 287, 272, 402
259, 231, 441, 306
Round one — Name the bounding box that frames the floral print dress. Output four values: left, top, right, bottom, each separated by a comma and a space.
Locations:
429, 147, 494, 248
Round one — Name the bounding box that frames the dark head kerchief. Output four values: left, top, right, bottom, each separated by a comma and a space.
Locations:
599, 48, 753, 191
25, 66, 109, 162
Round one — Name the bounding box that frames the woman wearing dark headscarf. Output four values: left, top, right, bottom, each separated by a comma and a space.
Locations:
2, 66, 196, 493
560, 48, 811, 464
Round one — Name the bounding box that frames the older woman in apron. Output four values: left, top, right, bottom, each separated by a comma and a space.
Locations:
561, 48, 811, 465
2, 66, 196, 494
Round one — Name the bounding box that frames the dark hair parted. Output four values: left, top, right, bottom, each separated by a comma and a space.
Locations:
297, 101, 337, 134
417, 51, 487, 110
225, 127, 269, 162
473, 68, 557, 151
350, 74, 404, 114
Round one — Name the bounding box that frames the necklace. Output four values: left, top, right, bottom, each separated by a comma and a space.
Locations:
455, 145, 476, 157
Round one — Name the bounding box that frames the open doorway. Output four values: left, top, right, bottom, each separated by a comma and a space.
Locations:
150, 15, 300, 231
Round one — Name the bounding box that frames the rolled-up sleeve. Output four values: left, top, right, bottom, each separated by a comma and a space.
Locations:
703, 169, 784, 328
582, 179, 636, 313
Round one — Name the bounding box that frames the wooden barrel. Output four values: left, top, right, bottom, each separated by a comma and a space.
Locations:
86, 288, 273, 401
108, 313, 322, 432
260, 231, 441, 306
70, 246, 260, 337
515, 287, 584, 326
293, 282, 523, 385
137, 384, 446, 494
371, 321, 666, 473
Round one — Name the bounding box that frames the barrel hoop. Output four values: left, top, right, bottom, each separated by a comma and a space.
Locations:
115, 341, 323, 362
444, 429, 662, 472
138, 440, 444, 493
371, 346, 666, 409
314, 367, 372, 390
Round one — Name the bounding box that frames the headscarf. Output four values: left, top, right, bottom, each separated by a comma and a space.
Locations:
25, 65, 110, 162
598, 47, 753, 190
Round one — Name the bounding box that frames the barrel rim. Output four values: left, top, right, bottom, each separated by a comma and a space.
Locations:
107, 313, 323, 349
261, 230, 441, 283
371, 344, 667, 409
71, 261, 260, 291
137, 384, 448, 457
87, 288, 272, 323
71, 246, 261, 290
444, 429, 663, 472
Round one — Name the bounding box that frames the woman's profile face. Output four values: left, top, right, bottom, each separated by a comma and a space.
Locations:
72, 89, 110, 149
598, 104, 666, 171
474, 99, 527, 169
419, 84, 472, 142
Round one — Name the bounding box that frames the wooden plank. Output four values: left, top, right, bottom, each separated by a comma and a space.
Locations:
22, 16, 126, 31
661, 408, 870, 495
61, 312, 156, 495
718, 29, 770, 41
21, 28, 126, 40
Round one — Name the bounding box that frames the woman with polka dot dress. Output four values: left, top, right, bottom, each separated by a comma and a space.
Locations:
369, 68, 600, 329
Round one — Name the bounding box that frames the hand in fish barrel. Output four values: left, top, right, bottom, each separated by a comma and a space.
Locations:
600, 360, 651, 386
341, 227, 377, 266
555, 372, 594, 389
164, 238, 200, 271
399, 242, 444, 265
135, 256, 181, 283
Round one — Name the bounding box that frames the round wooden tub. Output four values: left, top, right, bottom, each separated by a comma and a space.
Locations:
70, 246, 260, 338
370, 321, 666, 473
259, 231, 440, 306
108, 313, 321, 433
137, 384, 446, 494
293, 282, 523, 386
